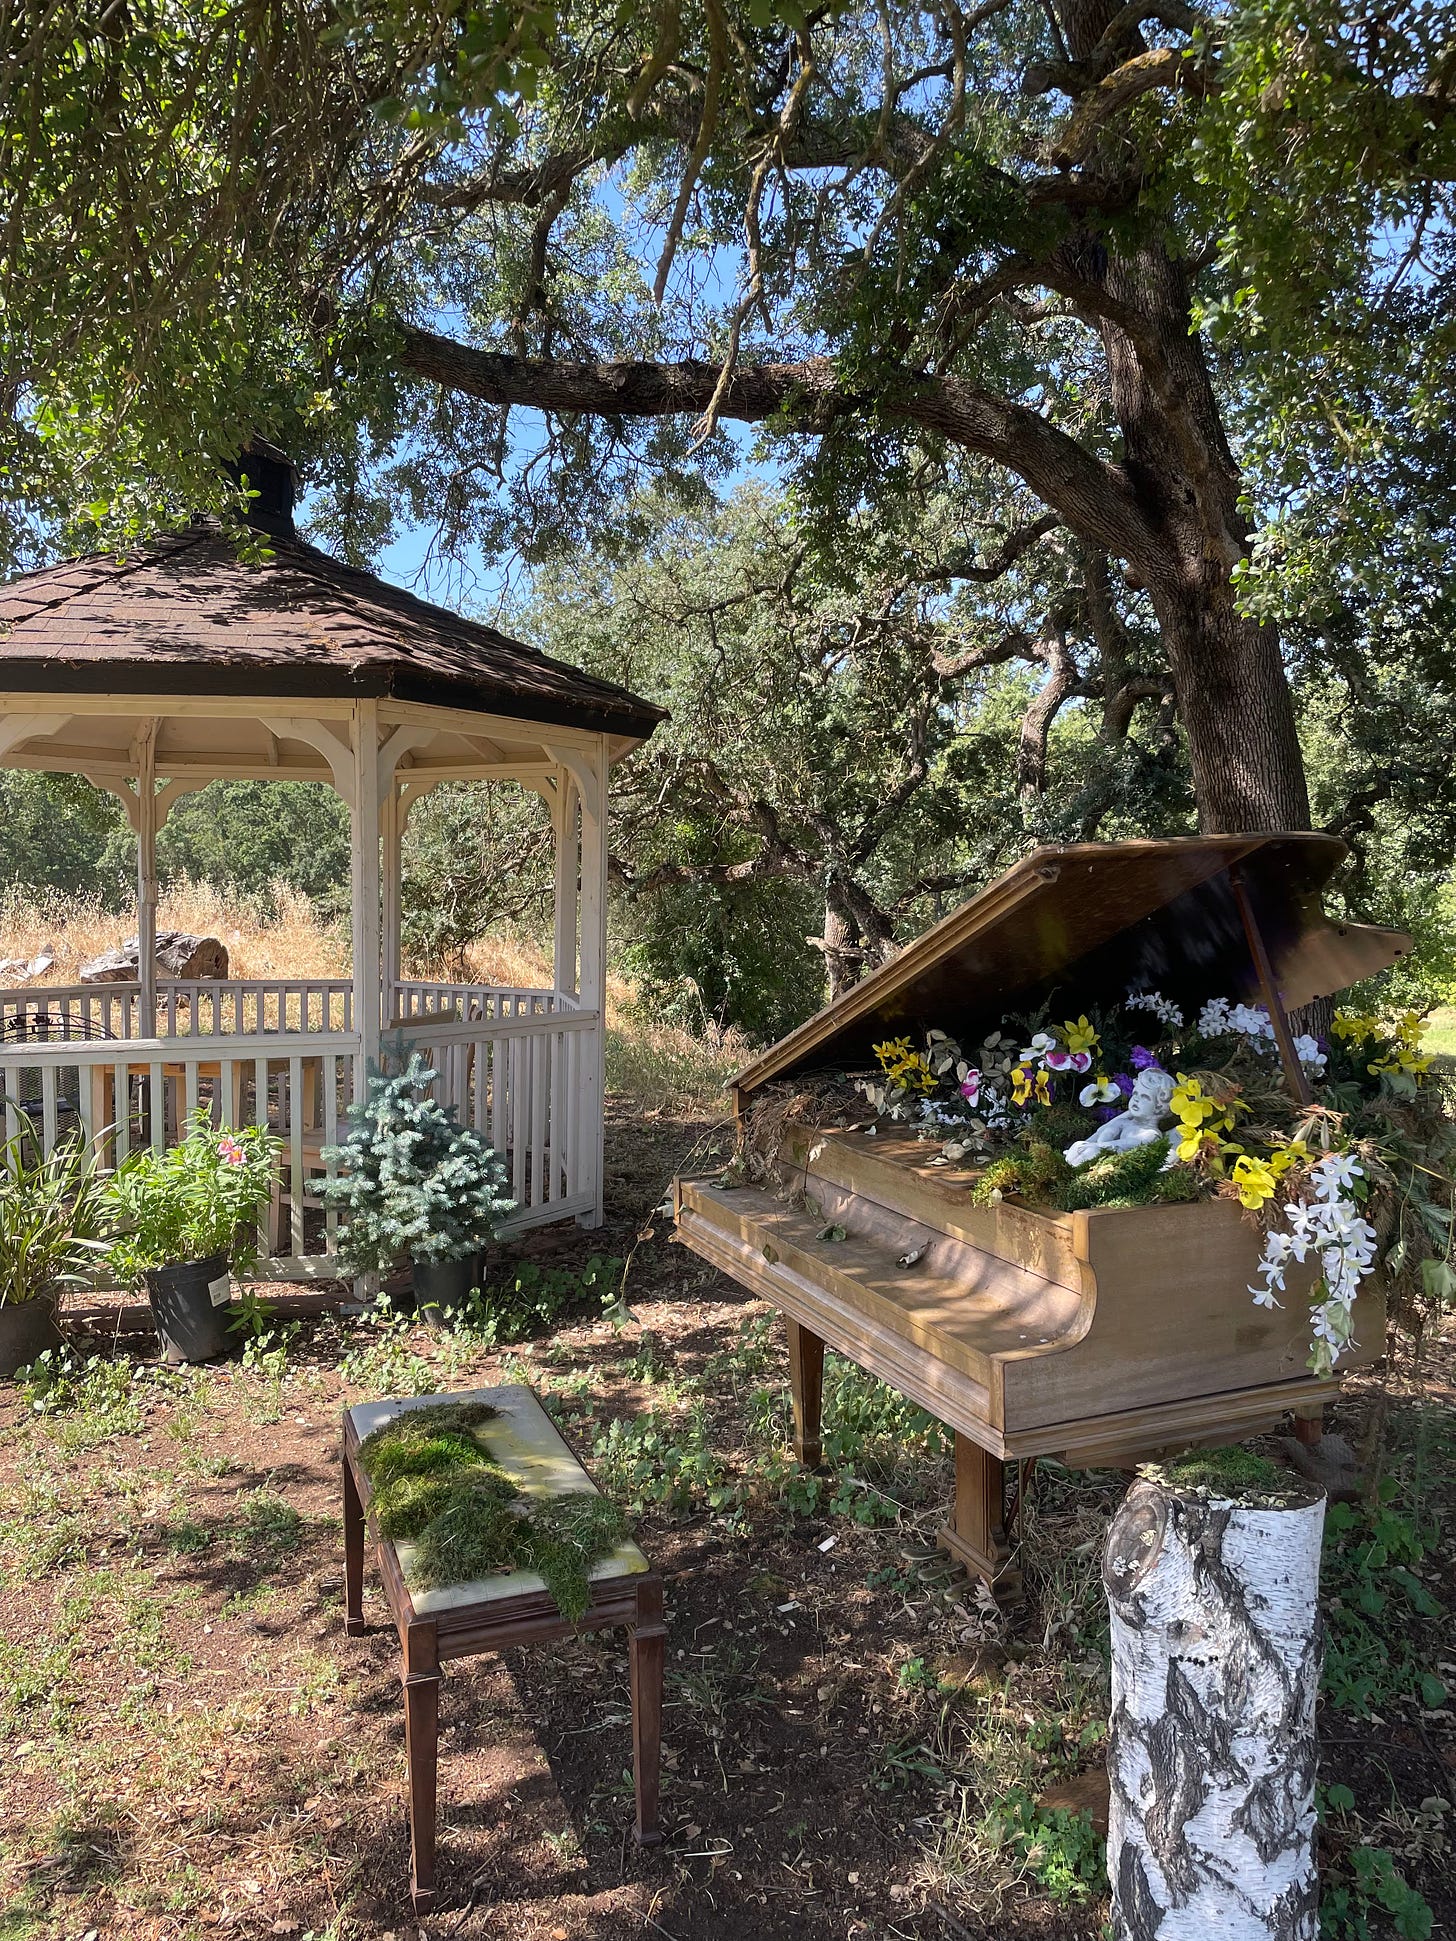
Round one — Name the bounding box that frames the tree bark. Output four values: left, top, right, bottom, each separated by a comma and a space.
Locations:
1103, 1475, 1326, 1941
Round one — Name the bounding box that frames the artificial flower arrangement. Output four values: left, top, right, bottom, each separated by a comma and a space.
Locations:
854, 993, 1453, 1375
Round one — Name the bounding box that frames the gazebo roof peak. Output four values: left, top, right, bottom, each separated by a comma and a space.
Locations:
0, 518, 665, 742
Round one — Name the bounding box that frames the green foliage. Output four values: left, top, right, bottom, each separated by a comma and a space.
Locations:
993, 1791, 1105, 1906
321, 1052, 514, 1272
443, 1253, 623, 1343
356, 1398, 627, 1619
158, 782, 350, 912
0, 1118, 115, 1308
1321, 1843, 1434, 1941
0, 775, 129, 900
1322, 1488, 1446, 1718
103, 1111, 279, 1283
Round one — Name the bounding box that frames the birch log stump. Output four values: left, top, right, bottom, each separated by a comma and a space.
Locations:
1103, 1467, 1327, 1941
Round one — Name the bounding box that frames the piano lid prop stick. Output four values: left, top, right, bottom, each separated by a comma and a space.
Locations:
1228, 865, 1314, 1108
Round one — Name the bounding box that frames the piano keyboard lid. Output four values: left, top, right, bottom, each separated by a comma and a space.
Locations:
733, 832, 1410, 1109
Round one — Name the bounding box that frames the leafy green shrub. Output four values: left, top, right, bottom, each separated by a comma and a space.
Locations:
1321, 1841, 1434, 1940
0, 1117, 115, 1308
103, 1110, 278, 1280
321, 1052, 514, 1272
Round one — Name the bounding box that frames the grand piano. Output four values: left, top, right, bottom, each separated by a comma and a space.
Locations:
673, 835, 1409, 1599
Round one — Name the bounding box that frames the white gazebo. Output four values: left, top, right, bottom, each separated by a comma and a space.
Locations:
0, 456, 663, 1275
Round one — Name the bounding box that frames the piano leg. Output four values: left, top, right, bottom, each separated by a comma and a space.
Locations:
786, 1318, 825, 1469
939, 1434, 1023, 1607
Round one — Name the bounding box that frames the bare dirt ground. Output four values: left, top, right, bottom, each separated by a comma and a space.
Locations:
1, 1107, 1452, 1941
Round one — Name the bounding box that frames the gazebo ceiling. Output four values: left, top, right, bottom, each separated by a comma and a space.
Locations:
0, 519, 665, 744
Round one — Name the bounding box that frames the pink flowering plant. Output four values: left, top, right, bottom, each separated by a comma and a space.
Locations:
854, 991, 1454, 1372
103, 1108, 281, 1283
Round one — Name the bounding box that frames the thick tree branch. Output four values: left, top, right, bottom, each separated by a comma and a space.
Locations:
397, 326, 1159, 567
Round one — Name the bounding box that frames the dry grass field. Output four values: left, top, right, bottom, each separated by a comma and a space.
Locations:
0, 885, 742, 1120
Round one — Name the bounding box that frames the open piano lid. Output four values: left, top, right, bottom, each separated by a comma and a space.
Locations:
733, 833, 1410, 1109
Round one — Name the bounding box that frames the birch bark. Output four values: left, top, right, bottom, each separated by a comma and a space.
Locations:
1103, 1474, 1326, 1941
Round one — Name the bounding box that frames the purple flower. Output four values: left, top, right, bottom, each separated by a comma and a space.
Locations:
1129, 1046, 1163, 1072
1094, 1105, 1121, 1123
1114, 1072, 1136, 1098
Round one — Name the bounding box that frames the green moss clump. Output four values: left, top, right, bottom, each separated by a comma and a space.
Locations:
1056, 1137, 1175, 1211
1149, 1446, 1288, 1502
971, 1141, 1074, 1207
374, 1471, 471, 1540
356, 1399, 627, 1620
1153, 1163, 1202, 1204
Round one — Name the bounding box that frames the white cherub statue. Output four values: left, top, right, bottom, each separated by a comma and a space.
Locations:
1063, 1067, 1175, 1169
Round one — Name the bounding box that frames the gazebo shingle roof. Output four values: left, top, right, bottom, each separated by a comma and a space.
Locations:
0, 523, 665, 740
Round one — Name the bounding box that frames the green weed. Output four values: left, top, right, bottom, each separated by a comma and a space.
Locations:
1322, 1487, 1446, 1717
994, 1791, 1106, 1906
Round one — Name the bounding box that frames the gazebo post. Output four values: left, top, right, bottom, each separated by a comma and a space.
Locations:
133, 719, 160, 1038
350, 701, 383, 1093
552, 768, 579, 998
577, 737, 609, 1227
381, 779, 402, 1010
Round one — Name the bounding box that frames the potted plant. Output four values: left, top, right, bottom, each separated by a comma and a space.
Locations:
322, 1052, 515, 1318
0, 1118, 114, 1377
104, 1109, 280, 1363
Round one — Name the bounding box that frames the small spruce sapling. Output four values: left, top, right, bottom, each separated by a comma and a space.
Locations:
321, 1053, 515, 1275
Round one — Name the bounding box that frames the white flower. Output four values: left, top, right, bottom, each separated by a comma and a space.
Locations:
1196, 997, 1233, 1036
1229, 1002, 1276, 1043
1079, 1076, 1122, 1106
1293, 1033, 1327, 1072
1312, 1152, 1363, 1199
1250, 1282, 1284, 1309
1019, 1031, 1057, 1065
1125, 990, 1185, 1028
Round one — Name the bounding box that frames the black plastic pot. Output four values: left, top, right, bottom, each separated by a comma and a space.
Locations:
145, 1253, 234, 1364
0, 1294, 61, 1378
411, 1255, 478, 1326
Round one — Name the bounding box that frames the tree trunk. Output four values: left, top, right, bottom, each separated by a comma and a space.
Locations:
1103, 1474, 1326, 1941
1147, 582, 1311, 834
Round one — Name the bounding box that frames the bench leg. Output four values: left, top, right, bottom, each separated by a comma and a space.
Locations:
404, 1624, 441, 1913
342, 1454, 366, 1637
630, 1578, 666, 1847
786, 1318, 825, 1469
938, 1434, 1023, 1607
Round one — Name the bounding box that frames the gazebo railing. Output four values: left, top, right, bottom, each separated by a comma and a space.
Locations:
0, 978, 601, 1271
392, 1000, 599, 1228
0, 977, 354, 1041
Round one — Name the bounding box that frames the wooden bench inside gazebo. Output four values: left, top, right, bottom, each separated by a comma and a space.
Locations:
0, 450, 664, 1274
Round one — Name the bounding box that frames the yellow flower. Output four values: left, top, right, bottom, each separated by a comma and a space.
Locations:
1231, 1154, 1279, 1210
1062, 1015, 1100, 1056
1333, 1009, 1379, 1042
1268, 1138, 1309, 1178
1011, 1064, 1052, 1107
873, 1035, 936, 1093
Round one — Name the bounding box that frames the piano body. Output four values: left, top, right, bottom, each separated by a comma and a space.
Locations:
673, 834, 1409, 1600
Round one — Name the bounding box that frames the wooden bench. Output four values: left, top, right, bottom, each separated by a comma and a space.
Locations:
342, 1383, 665, 1912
